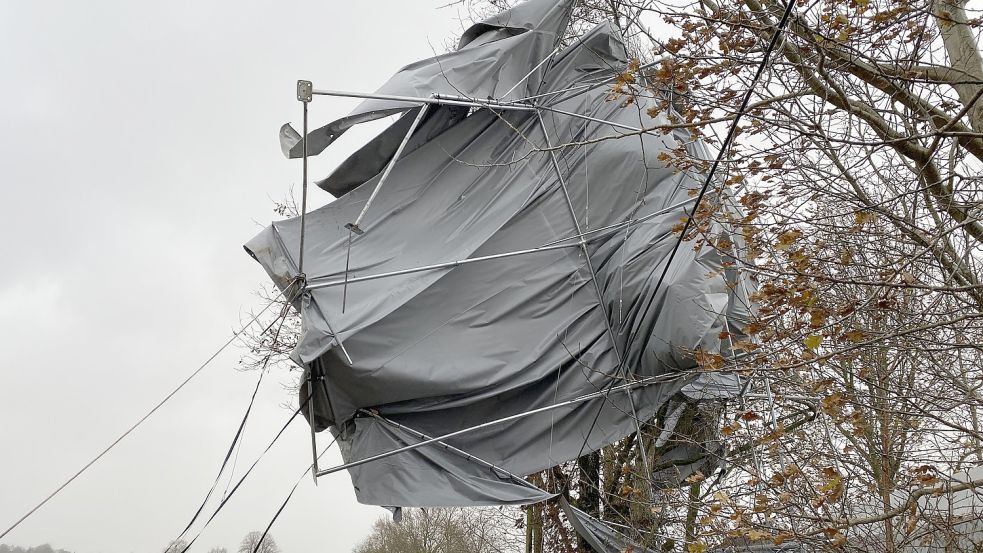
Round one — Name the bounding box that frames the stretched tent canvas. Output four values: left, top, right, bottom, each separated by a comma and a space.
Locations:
247, 0, 754, 513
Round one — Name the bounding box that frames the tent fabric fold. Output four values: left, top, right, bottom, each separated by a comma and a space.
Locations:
247, 0, 756, 511
559, 497, 658, 553
335, 417, 555, 507
279, 0, 576, 162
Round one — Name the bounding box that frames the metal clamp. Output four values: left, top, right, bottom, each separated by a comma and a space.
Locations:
297, 80, 313, 103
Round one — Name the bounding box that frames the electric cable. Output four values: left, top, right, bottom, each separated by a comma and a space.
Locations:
170, 303, 293, 545
568, 0, 798, 480
250, 436, 338, 553
178, 399, 307, 553
0, 297, 281, 541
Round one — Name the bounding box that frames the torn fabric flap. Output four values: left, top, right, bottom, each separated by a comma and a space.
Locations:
559, 496, 658, 553
280, 0, 576, 161
337, 417, 554, 507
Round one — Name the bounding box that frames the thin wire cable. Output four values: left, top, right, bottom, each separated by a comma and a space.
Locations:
567, 0, 797, 484
0, 297, 281, 542
251, 435, 338, 553
178, 400, 307, 553
171, 302, 293, 545
623, 0, 796, 353
173, 367, 267, 542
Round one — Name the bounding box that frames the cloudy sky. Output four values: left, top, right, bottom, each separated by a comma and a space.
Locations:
0, 2, 477, 551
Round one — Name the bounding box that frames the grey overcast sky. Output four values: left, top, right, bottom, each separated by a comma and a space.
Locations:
0, 2, 473, 552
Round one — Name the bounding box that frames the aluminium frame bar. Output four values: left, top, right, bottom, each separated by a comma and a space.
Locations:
501, 44, 562, 99
304, 196, 699, 291
308, 241, 580, 291
339, 102, 431, 310
296, 80, 320, 482
309, 88, 664, 138
361, 410, 548, 494
314, 375, 677, 478
311, 88, 537, 112
351, 103, 431, 230
536, 111, 655, 495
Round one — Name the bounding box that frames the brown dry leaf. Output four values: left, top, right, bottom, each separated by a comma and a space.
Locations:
854, 210, 877, 225
752, 494, 771, 513
776, 229, 803, 251
773, 533, 795, 545
732, 340, 759, 352
694, 350, 725, 371
821, 392, 845, 416
842, 329, 865, 343
905, 509, 918, 535
809, 310, 828, 328
746, 529, 771, 541
721, 421, 742, 435
740, 410, 762, 422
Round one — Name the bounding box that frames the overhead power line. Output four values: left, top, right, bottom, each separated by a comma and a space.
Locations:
573, 0, 798, 472
0, 297, 281, 541
626, 0, 797, 352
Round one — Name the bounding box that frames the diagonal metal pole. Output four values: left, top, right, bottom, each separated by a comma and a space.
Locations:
304, 197, 700, 291
341, 102, 430, 312
314, 376, 673, 478
361, 410, 549, 495
501, 45, 562, 100
349, 103, 431, 232
535, 111, 656, 494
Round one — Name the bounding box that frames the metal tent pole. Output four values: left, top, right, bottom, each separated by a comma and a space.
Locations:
340, 102, 430, 312
304, 197, 698, 291
361, 410, 548, 494
296, 79, 320, 483
314, 375, 676, 478
311, 88, 537, 112
535, 111, 656, 495
348, 103, 430, 233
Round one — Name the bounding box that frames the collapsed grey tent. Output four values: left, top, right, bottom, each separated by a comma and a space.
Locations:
560, 497, 658, 552
248, 0, 753, 514
279, 0, 573, 165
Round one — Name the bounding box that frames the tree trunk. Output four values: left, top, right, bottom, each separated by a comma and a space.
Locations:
577, 451, 601, 551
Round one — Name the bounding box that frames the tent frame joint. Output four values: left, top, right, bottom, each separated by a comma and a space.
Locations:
296, 80, 313, 103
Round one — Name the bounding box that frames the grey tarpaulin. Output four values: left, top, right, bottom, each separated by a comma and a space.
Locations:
247, 1, 755, 508
279, 0, 575, 161
559, 496, 657, 553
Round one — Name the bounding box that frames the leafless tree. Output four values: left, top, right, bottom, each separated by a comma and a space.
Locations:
237, 531, 279, 553
163, 540, 190, 553
352, 507, 523, 553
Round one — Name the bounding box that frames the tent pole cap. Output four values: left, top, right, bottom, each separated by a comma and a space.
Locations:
297, 80, 313, 103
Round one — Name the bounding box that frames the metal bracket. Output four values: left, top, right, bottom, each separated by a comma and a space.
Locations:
344, 222, 364, 235
297, 80, 313, 103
